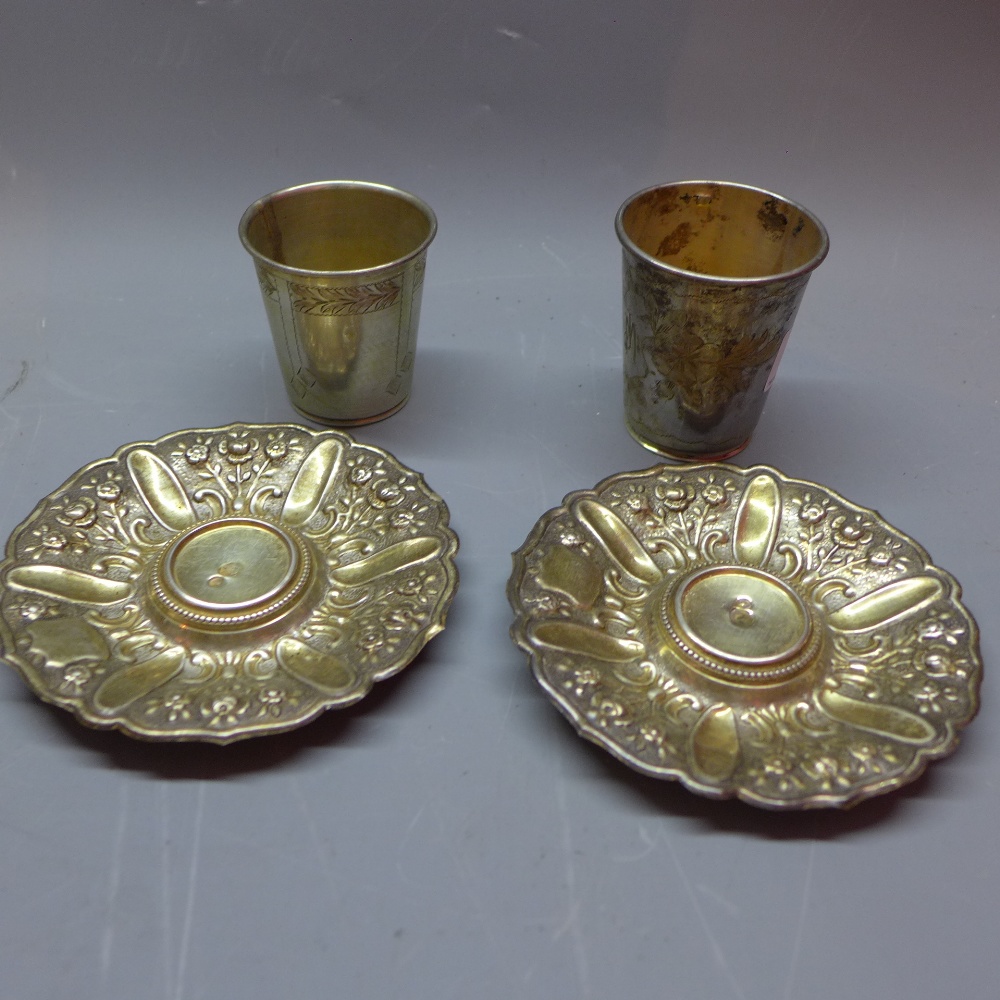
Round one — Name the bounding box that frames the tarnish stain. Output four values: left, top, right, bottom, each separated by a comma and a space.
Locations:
758, 198, 789, 238
656, 222, 693, 258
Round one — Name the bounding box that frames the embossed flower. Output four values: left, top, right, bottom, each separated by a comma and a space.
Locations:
383, 606, 421, 630
258, 687, 286, 716
749, 754, 803, 793
349, 465, 373, 485
264, 436, 288, 461
916, 615, 964, 646
639, 724, 666, 748
564, 666, 599, 697
559, 528, 584, 548
161, 694, 192, 722
655, 480, 695, 512
793, 493, 828, 525
913, 680, 957, 716
202, 694, 246, 727
18, 599, 53, 621
920, 650, 969, 680
184, 442, 210, 465
60, 666, 92, 695
59, 496, 97, 529
802, 754, 846, 791
532, 592, 562, 614
848, 743, 882, 774
395, 573, 425, 597
831, 514, 873, 549
589, 695, 624, 724
357, 622, 404, 662
390, 509, 416, 529
40, 530, 68, 552
358, 626, 385, 653
218, 433, 254, 465
96, 480, 122, 503
370, 481, 405, 508
866, 540, 910, 573
622, 485, 648, 513
701, 483, 727, 507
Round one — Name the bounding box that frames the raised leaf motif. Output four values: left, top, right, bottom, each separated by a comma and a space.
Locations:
93, 648, 186, 714
276, 637, 355, 694
127, 449, 197, 531
828, 577, 944, 632
330, 537, 442, 586
281, 438, 343, 526
690, 705, 740, 781
572, 499, 660, 584
8, 565, 132, 605
733, 474, 781, 566
529, 621, 644, 662
817, 686, 936, 744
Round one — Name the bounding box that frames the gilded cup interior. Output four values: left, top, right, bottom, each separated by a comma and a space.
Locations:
617, 181, 828, 281
240, 181, 436, 274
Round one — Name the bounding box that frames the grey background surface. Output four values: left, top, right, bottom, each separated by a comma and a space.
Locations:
1, 2, 997, 998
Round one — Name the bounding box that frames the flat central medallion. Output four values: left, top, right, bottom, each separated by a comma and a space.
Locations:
662, 566, 817, 683
153, 518, 312, 631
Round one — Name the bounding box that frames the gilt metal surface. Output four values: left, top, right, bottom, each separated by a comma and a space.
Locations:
616, 181, 829, 461
0, 423, 458, 742
240, 180, 436, 427
509, 464, 980, 809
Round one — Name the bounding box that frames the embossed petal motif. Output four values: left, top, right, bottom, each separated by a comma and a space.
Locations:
508, 464, 981, 809
0, 423, 458, 742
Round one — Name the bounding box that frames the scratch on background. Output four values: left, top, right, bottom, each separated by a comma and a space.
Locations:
395, 803, 427, 887
100, 782, 130, 990
496, 26, 542, 48
292, 775, 339, 900
541, 240, 573, 275
663, 829, 748, 1000
552, 779, 591, 997
174, 783, 206, 1000
610, 821, 658, 864
782, 842, 816, 1000
159, 786, 175, 1000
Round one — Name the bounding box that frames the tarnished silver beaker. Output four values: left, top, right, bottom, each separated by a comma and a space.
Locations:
240, 180, 436, 426
615, 181, 828, 460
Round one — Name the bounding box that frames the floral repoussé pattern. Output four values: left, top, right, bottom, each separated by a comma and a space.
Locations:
0, 423, 458, 743
509, 463, 981, 809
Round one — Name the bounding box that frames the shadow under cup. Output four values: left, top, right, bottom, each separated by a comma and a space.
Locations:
240, 181, 437, 426
616, 181, 828, 461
